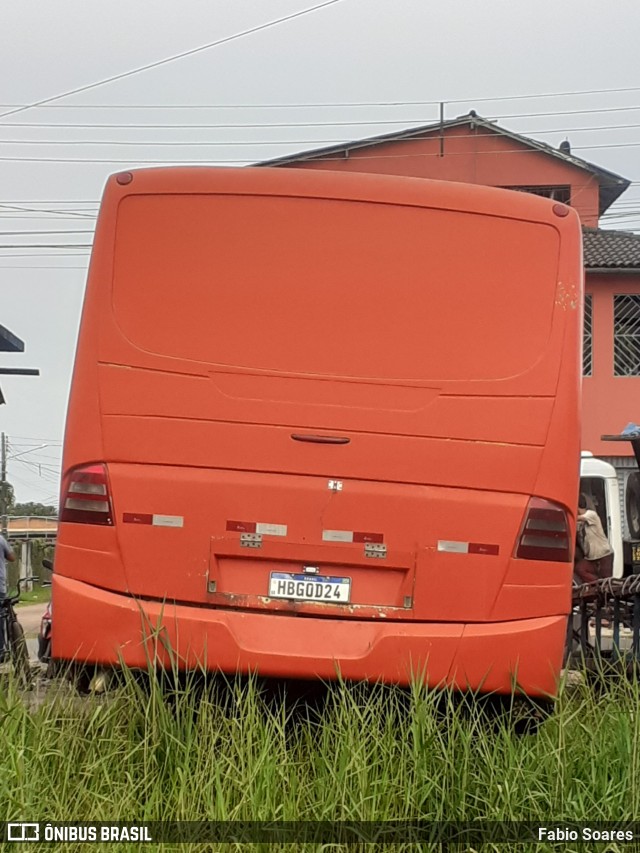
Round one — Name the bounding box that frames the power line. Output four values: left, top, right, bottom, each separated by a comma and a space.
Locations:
3, 139, 640, 164
0, 229, 93, 235
0, 0, 347, 122
15, 461, 60, 483
0, 204, 96, 219
6, 120, 640, 150
0, 200, 99, 205
0, 253, 90, 258
0, 244, 92, 249
0, 217, 96, 223
0, 265, 88, 269
17, 457, 60, 472
9, 444, 62, 457
3, 106, 640, 132
4, 84, 640, 111
17, 460, 61, 475
8, 436, 62, 444
11, 452, 61, 463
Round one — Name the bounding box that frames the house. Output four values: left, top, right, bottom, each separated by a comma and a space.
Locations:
260, 112, 640, 514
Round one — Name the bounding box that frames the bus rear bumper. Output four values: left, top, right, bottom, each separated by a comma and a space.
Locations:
52, 575, 566, 696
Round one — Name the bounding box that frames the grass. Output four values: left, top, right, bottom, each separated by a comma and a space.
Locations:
15, 585, 51, 606
1, 668, 639, 852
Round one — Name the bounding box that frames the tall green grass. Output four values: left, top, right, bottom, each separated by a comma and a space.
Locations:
1, 669, 639, 852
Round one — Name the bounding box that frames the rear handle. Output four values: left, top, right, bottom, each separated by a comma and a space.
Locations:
291, 434, 350, 445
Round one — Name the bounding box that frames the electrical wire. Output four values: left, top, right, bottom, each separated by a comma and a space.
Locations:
0, 0, 347, 121
0, 229, 94, 235
4, 83, 640, 111
0, 204, 96, 219
6, 120, 640, 147
0, 266, 88, 269
17, 458, 61, 472
0, 244, 92, 249
0, 201, 99, 205
3, 140, 640, 164
3, 105, 640, 131
8, 436, 63, 444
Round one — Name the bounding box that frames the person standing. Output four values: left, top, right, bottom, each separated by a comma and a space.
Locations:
0, 534, 15, 661
574, 495, 614, 584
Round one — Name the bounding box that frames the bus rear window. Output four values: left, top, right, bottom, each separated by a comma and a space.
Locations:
112, 193, 560, 382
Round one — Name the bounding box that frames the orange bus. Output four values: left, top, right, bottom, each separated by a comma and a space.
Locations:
53, 166, 582, 697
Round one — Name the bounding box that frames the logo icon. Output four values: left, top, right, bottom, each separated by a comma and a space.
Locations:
7, 823, 40, 842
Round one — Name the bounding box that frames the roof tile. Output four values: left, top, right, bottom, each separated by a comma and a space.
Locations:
583, 227, 640, 269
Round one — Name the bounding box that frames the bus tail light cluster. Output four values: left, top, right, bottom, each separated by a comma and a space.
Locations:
60, 463, 113, 526
515, 497, 571, 562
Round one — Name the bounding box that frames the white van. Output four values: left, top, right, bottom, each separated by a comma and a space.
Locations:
579, 451, 623, 578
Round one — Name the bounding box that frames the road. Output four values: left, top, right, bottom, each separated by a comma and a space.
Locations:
17, 603, 46, 637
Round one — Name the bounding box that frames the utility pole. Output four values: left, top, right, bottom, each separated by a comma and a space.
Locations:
0, 432, 7, 537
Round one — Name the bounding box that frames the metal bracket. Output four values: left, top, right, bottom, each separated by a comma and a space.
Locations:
364, 542, 387, 559
328, 480, 343, 491
240, 533, 262, 549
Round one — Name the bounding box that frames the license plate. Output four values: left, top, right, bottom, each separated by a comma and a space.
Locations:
268, 572, 351, 603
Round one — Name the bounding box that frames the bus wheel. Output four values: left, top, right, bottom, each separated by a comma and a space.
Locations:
481, 695, 555, 735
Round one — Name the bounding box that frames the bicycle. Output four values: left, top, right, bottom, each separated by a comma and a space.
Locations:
0, 577, 36, 688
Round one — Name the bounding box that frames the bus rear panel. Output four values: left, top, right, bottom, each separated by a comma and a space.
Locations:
53, 167, 582, 696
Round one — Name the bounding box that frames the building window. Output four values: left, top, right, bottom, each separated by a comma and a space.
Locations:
583, 294, 592, 376
614, 295, 640, 376
500, 185, 571, 204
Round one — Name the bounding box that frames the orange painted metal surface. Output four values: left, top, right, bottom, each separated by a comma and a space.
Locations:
54, 167, 583, 695
53, 574, 566, 696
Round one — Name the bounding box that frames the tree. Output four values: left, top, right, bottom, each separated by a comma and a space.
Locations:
13, 501, 57, 517
0, 480, 15, 517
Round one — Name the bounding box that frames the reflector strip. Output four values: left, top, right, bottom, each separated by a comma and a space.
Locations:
256, 522, 287, 536
468, 542, 500, 556
322, 530, 384, 543
438, 540, 469, 553
227, 521, 256, 533
123, 513, 153, 525
123, 513, 184, 527
153, 515, 184, 528
438, 540, 499, 556
226, 520, 287, 536
354, 531, 384, 543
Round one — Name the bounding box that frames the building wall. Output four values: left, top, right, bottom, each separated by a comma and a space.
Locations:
583, 273, 640, 457
285, 125, 601, 226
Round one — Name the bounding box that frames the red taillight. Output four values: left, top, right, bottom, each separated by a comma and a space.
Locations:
60, 463, 113, 526
515, 497, 572, 562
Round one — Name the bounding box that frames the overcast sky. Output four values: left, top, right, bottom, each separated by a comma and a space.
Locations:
2, 0, 640, 504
